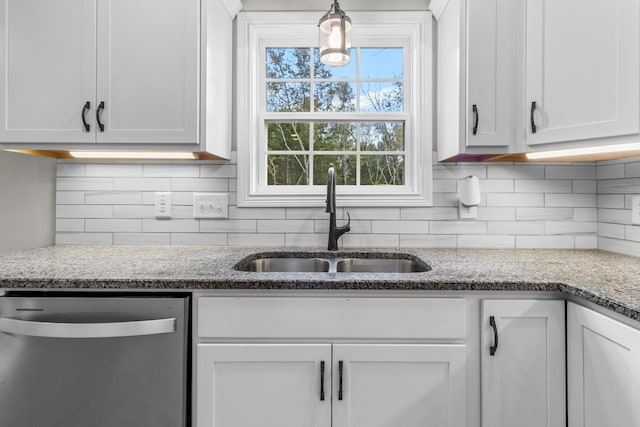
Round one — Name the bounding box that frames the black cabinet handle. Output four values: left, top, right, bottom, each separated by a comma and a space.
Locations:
531, 101, 537, 133
472, 104, 478, 135
338, 360, 344, 401
96, 101, 105, 132
81, 101, 90, 132
489, 316, 498, 356
320, 360, 325, 401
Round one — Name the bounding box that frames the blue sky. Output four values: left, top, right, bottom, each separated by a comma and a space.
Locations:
319, 47, 403, 79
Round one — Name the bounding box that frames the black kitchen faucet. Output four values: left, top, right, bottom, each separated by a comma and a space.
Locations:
326, 166, 350, 250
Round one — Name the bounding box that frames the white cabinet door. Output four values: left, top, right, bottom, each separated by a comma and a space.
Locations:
567, 303, 640, 427
96, 0, 199, 144
332, 344, 466, 427
437, 0, 519, 161
466, 0, 517, 148
0, 0, 96, 143
525, 0, 639, 146
196, 343, 332, 427
481, 300, 565, 427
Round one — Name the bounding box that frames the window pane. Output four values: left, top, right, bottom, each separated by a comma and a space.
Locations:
361, 122, 405, 151
313, 155, 356, 185
360, 48, 403, 78
267, 155, 309, 185
315, 82, 356, 112
267, 82, 311, 112
361, 155, 405, 185
360, 82, 403, 112
314, 122, 357, 151
266, 48, 311, 79
268, 122, 310, 150
314, 48, 356, 79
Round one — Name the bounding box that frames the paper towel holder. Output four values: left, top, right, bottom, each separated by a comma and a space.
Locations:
458, 175, 481, 219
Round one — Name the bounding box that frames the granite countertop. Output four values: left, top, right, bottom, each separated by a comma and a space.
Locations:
0, 246, 639, 320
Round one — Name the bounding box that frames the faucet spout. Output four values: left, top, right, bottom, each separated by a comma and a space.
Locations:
326, 167, 336, 214
326, 166, 350, 250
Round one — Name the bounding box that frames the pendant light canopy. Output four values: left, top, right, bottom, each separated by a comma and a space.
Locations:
318, 0, 352, 66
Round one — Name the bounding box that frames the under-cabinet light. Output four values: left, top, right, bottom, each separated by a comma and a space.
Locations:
68, 151, 198, 160
526, 143, 640, 160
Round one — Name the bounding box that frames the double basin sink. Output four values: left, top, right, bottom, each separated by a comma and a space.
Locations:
235, 252, 430, 273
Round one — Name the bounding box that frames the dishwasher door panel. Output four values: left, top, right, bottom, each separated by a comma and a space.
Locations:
0, 296, 188, 427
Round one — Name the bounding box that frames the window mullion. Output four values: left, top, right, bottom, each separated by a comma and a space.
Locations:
309, 46, 315, 186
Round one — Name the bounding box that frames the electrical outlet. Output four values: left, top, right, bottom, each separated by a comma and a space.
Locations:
154, 192, 172, 219
459, 203, 477, 220
193, 193, 228, 219
632, 196, 640, 225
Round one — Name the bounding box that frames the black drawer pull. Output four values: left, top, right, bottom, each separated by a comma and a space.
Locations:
531, 101, 537, 133
320, 360, 325, 401
96, 101, 105, 132
338, 360, 344, 401
81, 101, 90, 132
490, 315, 499, 356
472, 104, 478, 135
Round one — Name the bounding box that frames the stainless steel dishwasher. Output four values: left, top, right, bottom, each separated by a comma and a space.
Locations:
0, 292, 190, 427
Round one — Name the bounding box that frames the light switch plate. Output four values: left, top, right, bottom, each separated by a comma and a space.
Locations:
154, 192, 172, 219
194, 193, 229, 219
632, 196, 640, 225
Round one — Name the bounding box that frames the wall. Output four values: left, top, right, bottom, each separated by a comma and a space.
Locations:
597, 156, 640, 257
0, 151, 56, 253
55, 154, 599, 249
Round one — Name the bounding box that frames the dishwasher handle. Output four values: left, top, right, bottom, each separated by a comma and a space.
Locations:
0, 317, 176, 338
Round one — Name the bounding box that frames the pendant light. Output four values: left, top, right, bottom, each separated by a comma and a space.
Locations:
318, 0, 352, 66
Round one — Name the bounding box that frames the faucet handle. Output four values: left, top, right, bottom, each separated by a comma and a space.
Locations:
338, 211, 351, 235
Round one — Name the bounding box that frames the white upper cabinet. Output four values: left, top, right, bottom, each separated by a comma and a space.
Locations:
465, 0, 517, 149
438, 0, 520, 161
95, 0, 199, 144
525, 0, 639, 148
0, 0, 238, 157
0, 0, 199, 145
0, 0, 96, 143
437, 0, 640, 161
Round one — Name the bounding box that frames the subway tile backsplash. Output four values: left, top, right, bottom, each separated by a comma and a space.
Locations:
54, 153, 640, 255
597, 156, 640, 257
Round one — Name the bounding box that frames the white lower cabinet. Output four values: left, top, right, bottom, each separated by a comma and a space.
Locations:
567, 302, 640, 427
480, 299, 565, 427
333, 344, 466, 427
196, 343, 332, 427
195, 296, 468, 427
195, 296, 640, 427
197, 342, 466, 427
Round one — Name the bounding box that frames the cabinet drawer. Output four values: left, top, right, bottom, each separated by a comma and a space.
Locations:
198, 297, 466, 339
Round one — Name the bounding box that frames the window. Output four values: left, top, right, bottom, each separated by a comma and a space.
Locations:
237, 11, 432, 207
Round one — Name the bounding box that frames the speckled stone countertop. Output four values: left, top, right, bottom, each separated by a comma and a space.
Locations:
0, 246, 639, 320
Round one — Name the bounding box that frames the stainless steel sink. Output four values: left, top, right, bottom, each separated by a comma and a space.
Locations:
335, 258, 426, 273
242, 257, 330, 273
235, 253, 430, 273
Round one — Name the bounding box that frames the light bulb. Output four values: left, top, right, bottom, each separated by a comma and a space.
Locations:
329, 22, 342, 48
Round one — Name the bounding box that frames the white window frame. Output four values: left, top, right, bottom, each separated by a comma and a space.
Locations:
236, 11, 432, 207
